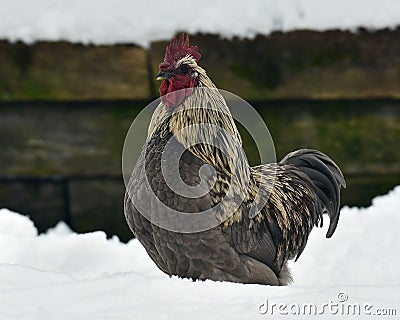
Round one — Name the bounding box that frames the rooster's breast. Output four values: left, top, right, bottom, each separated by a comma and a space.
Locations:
124, 122, 240, 280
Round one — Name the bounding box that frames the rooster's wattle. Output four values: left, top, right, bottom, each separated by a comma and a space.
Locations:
124, 34, 346, 285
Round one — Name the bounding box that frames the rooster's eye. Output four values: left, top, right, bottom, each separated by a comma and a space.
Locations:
180, 64, 189, 75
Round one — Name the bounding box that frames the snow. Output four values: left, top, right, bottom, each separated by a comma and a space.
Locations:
1, 0, 400, 46
1, 187, 400, 319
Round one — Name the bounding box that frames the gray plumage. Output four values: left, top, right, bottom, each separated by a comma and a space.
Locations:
124, 37, 345, 285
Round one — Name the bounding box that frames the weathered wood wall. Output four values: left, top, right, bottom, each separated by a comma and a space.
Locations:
1, 29, 399, 240
1, 28, 400, 101
1, 100, 399, 240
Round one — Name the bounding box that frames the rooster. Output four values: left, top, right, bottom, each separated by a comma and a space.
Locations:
124, 34, 346, 285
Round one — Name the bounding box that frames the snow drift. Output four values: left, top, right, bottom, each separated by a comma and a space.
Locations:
1, 0, 400, 46
0, 186, 400, 319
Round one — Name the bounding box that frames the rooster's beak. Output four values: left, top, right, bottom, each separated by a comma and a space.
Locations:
156, 71, 171, 80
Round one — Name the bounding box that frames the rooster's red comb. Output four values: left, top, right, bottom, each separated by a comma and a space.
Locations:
159, 34, 201, 71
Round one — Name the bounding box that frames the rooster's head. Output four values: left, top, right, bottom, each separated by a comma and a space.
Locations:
157, 34, 203, 109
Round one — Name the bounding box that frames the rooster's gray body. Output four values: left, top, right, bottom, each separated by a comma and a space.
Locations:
124, 36, 345, 285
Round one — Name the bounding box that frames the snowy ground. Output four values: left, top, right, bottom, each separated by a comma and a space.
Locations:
1, 0, 400, 46
1, 187, 400, 319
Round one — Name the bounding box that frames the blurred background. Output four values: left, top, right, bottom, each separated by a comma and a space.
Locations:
0, 1, 400, 241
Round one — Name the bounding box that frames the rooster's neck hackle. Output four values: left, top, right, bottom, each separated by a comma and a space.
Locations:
151, 53, 245, 176
171, 91, 246, 179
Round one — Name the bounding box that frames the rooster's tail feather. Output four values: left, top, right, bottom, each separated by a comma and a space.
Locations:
280, 149, 346, 238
